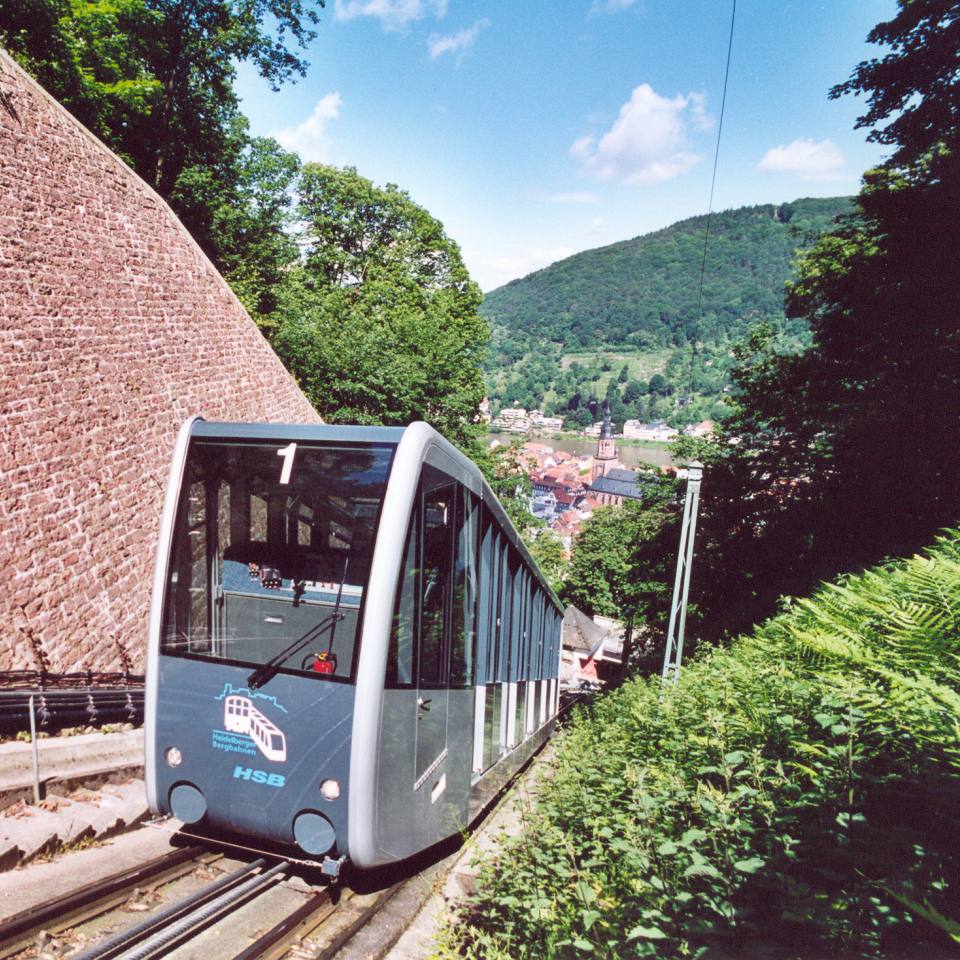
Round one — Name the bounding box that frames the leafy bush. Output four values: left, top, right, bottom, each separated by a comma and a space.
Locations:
441, 532, 960, 958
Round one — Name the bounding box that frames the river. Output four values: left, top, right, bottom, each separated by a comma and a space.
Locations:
516, 433, 677, 470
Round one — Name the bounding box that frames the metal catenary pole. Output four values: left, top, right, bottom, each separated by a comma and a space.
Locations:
28, 694, 41, 803
661, 461, 703, 684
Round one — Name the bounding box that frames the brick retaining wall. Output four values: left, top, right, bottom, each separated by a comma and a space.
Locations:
0, 50, 322, 671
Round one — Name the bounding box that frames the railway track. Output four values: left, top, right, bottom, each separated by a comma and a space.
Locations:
0, 841, 410, 960
0, 826, 456, 960
0, 696, 587, 960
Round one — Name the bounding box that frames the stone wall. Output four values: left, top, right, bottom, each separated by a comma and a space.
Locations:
0, 50, 322, 672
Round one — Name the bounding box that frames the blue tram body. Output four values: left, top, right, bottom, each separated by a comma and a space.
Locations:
146, 419, 564, 870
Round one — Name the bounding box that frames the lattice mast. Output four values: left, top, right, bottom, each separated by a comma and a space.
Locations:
661, 461, 704, 683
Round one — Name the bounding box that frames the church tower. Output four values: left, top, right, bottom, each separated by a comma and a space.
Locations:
592, 400, 617, 481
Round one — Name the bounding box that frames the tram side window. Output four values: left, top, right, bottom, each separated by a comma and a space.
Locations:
451, 487, 478, 687
530, 590, 541, 680
509, 554, 523, 683
496, 537, 511, 684
523, 572, 533, 679
419, 482, 455, 686
474, 506, 496, 687
386, 521, 417, 686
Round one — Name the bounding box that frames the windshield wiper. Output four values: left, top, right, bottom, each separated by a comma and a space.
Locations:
246, 553, 352, 690
246, 612, 344, 690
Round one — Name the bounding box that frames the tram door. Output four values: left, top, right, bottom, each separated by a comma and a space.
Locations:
415, 479, 454, 802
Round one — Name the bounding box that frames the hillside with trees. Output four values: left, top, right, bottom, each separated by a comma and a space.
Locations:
482, 197, 851, 350
481, 197, 852, 426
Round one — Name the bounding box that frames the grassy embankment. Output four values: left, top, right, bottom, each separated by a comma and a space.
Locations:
441, 532, 960, 958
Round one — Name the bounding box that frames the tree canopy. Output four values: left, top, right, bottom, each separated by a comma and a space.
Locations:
273, 165, 489, 447
563, 485, 675, 636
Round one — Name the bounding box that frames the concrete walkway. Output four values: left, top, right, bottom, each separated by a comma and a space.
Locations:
0, 728, 147, 868
0, 728, 143, 804
0, 823, 179, 922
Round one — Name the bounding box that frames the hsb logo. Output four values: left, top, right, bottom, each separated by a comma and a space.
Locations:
233, 765, 285, 788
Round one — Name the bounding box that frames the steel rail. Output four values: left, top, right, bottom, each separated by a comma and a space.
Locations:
313, 882, 405, 960
69, 858, 271, 960
113, 860, 289, 960
233, 888, 338, 960
0, 845, 206, 958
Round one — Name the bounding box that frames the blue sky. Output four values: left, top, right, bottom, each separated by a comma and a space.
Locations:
235, 0, 897, 292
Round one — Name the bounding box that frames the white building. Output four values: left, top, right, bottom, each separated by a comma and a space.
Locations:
530, 412, 564, 433
491, 406, 531, 433
624, 419, 678, 441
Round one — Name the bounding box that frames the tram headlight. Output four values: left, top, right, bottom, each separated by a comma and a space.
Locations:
319, 779, 340, 801
165, 746, 183, 768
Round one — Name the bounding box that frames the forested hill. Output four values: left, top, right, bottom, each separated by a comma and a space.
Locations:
481, 196, 853, 353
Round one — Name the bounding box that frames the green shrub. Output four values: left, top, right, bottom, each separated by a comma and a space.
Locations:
441, 531, 960, 957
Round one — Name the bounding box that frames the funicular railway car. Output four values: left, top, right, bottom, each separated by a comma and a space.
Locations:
146, 419, 564, 874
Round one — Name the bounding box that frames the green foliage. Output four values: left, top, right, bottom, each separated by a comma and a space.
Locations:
442, 531, 960, 958
272, 165, 488, 447
202, 136, 302, 327
528, 528, 569, 595
0, 0, 162, 161
471, 440, 542, 538
829, 0, 960, 170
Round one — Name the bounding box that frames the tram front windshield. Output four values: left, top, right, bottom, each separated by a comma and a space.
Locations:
161, 439, 394, 682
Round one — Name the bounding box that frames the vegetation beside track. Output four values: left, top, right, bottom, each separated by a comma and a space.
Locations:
440, 531, 960, 958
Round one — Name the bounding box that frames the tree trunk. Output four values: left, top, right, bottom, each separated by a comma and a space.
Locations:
621, 616, 634, 678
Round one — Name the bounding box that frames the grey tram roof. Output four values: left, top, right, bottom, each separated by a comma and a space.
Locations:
188, 419, 564, 614
191, 420, 407, 444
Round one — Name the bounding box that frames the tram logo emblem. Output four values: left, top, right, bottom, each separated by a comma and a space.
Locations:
212, 684, 288, 763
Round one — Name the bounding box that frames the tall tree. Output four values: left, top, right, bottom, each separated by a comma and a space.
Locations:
683, 0, 960, 640
0, 0, 161, 159
204, 136, 302, 328
780, 0, 960, 561
274, 165, 489, 446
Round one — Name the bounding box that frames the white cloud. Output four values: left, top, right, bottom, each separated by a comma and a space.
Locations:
334, 0, 446, 30
686, 91, 712, 132
467, 245, 574, 292
536, 191, 600, 205
272, 93, 342, 161
758, 138, 845, 180
589, 0, 640, 14
428, 19, 489, 59
571, 84, 708, 185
